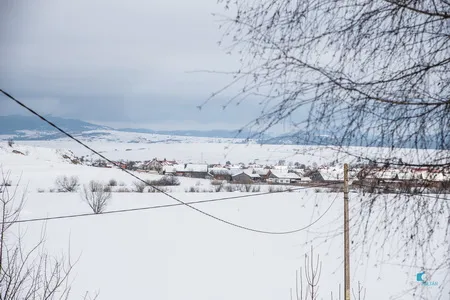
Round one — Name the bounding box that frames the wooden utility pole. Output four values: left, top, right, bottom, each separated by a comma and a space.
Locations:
343, 163, 350, 300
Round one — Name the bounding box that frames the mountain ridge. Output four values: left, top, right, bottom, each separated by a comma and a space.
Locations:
0, 115, 441, 149
0, 115, 260, 141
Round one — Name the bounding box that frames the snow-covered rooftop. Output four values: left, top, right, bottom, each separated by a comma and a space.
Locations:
269, 170, 300, 179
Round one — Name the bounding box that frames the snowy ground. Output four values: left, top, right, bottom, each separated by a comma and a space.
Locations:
16, 133, 447, 167
0, 141, 448, 299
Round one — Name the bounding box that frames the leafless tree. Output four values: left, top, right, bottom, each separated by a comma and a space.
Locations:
291, 246, 322, 300
291, 246, 367, 300
0, 168, 76, 299
55, 175, 80, 192
352, 281, 367, 300
213, 0, 449, 155
213, 1, 450, 296
81, 180, 112, 214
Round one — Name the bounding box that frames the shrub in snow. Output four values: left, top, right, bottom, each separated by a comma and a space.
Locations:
148, 186, 170, 193
55, 175, 80, 192
240, 184, 253, 192
223, 185, 239, 192
132, 181, 146, 193
251, 185, 261, 192
148, 175, 180, 186
81, 180, 112, 214
211, 180, 225, 192
116, 187, 130, 193
37, 188, 45, 193
186, 186, 200, 193
268, 185, 284, 193
108, 179, 118, 186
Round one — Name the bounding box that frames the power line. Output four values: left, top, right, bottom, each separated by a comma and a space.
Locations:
3, 187, 338, 234
0, 89, 337, 234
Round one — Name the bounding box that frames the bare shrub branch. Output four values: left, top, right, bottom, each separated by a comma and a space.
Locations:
292, 246, 322, 300
214, 0, 450, 155
55, 176, 80, 193
81, 180, 112, 214
132, 181, 146, 193
147, 175, 180, 186
0, 168, 87, 299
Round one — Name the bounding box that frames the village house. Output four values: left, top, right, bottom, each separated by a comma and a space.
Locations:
144, 158, 177, 171
305, 170, 325, 182
183, 164, 209, 178
413, 168, 450, 182
291, 169, 306, 176
208, 167, 232, 181
251, 168, 271, 181
227, 165, 244, 176
360, 167, 450, 183
318, 167, 345, 182
163, 164, 209, 179
266, 170, 301, 184
232, 171, 261, 184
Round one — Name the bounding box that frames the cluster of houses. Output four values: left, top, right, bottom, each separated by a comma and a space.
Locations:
357, 167, 450, 186
87, 157, 450, 187
150, 159, 314, 184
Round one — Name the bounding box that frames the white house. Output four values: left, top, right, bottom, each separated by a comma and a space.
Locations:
162, 164, 209, 178
267, 170, 301, 184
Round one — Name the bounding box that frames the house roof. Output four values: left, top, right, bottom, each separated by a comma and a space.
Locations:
244, 171, 260, 178
252, 168, 270, 176
163, 164, 208, 173
162, 164, 185, 173
232, 171, 260, 178
270, 170, 300, 179
291, 169, 305, 176
184, 164, 208, 172
228, 168, 244, 175
318, 167, 345, 181
209, 168, 231, 175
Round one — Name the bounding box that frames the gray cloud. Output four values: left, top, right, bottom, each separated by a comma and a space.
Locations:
0, 0, 309, 132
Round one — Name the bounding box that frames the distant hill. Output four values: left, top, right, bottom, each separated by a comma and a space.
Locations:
0, 115, 112, 140
0, 115, 111, 134
0, 115, 261, 141
0, 115, 438, 149
117, 128, 258, 139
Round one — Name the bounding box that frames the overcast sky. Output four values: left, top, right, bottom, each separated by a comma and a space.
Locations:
0, 0, 285, 131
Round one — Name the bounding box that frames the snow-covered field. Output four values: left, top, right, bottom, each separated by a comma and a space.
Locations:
14, 129, 447, 166
0, 141, 448, 300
